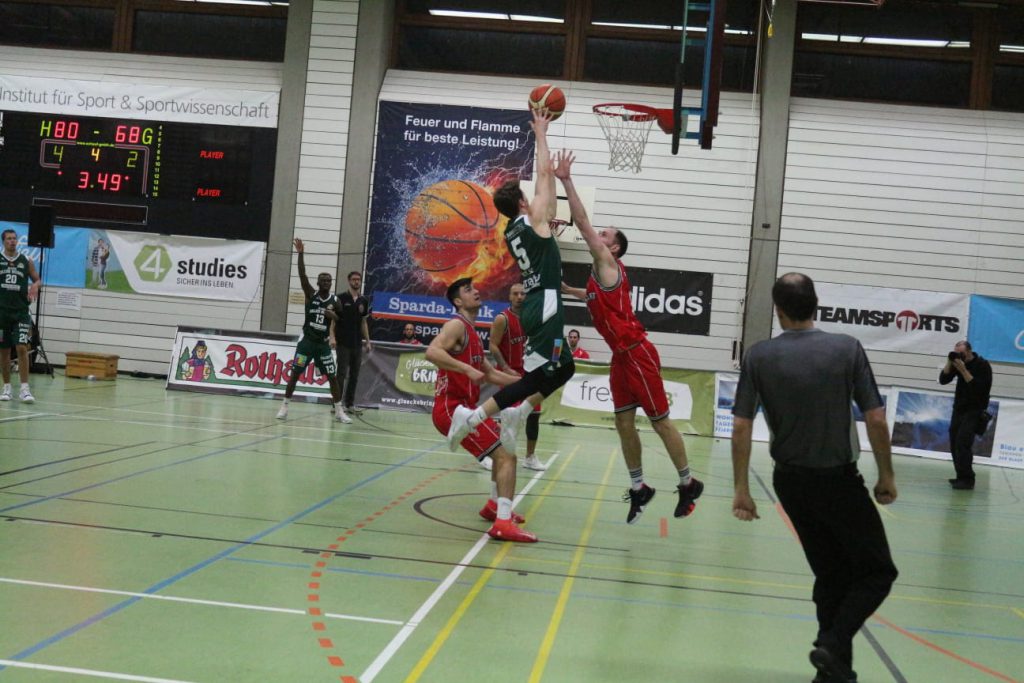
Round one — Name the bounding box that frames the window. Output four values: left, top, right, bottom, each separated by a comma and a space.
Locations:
133, 11, 286, 61
0, 2, 114, 49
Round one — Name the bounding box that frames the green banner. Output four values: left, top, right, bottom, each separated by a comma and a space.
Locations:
541, 361, 716, 436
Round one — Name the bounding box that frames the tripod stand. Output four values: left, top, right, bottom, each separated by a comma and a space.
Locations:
30, 245, 54, 377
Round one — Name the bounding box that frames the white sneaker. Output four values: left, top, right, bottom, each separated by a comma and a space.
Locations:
478, 456, 493, 471
276, 404, 288, 419
19, 387, 34, 404
499, 403, 530, 455
336, 407, 352, 424
0, 385, 11, 401
446, 405, 475, 451
523, 455, 548, 471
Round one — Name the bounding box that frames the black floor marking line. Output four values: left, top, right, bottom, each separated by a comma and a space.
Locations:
751, 467, 778, 504
2, 511, 816, 604
861, 624, 909, 683
0, 442, 158, 477
999, 467, 1021, 503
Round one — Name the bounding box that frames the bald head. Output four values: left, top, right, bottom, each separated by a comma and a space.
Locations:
772, 272, 818, 322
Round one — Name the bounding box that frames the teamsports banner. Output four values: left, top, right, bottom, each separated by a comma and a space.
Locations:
0, 221, 88, 288
888, 388, 1021, 470
166, 326, 332, 400
364, 101, 534, 344
803, 282, 968, 355
968, 295, 1024, 365
93, 230, 264, 301
563, 262, 713, 336
0, 75, 278, 127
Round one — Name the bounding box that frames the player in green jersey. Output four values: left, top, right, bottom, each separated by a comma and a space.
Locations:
0, 229, 41, 403
276, 238, 348, 423
444, 111, 576, 453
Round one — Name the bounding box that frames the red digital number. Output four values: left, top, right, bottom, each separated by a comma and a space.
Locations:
52, 120, 80, 140
78, 171, 89, 189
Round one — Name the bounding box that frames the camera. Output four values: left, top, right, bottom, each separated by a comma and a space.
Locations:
948, 351, 962, 361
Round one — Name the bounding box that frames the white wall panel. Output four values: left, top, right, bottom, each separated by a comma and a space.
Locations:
378, 70, 759, 371
782, 98, 1024, 399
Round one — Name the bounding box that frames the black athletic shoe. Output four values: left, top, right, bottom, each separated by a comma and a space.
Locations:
675, 478, 704, 518
624, 484, 656, 524
809, 647, 857, 683
951, 479, 975, 490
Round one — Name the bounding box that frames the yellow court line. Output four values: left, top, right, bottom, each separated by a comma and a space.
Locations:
874, 498, 897, 518
1013, 608, 1024, 621
527, 449, 617, 683
402, 445, 581, 683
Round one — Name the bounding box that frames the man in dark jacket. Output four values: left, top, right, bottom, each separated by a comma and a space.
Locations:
939, 340, 992, 490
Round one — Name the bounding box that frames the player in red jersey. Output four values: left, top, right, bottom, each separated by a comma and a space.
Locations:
490, 283, 551, 471
556, 153, 704, 525
427, 277, 538, 542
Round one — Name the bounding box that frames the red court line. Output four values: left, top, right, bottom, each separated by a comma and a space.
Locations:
659, 517, 668, 537
327, 656, 344, 667
873, 615, 1020, 683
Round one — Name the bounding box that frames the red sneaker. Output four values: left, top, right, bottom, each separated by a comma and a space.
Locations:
479, 500, 525, 524
487, 519, 537, 543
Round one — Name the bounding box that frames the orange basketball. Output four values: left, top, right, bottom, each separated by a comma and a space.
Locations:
528, 84, 566, 120
405, 180, 500, 275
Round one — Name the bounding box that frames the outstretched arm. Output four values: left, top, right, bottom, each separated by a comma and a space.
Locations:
527, 109, 557, 238
293, 238, 314, 301
553, 151, 618, 288
561, 281, 586, 301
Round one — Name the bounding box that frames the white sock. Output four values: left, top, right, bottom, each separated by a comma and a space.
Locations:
20, 383, 29, 390
496, 497, 513, 521
334, 401, 343, 412
468, 406, 486, 427
281, 398, 290, 406
490, 481, 498, 499
2, 383, 10, 391
629, 467, 644, 490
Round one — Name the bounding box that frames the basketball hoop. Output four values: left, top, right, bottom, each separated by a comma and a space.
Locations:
549, 218, 570, 237
593, 103, 673, 173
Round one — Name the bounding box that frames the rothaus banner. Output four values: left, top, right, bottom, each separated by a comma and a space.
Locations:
562, 262, 713, 336
969, 295, 1024, 365
803, 282, 968, 356
888, 387, 1021, 470
98, 230, 264, 301
0, 75, 278, 127
166, 326, 332, 400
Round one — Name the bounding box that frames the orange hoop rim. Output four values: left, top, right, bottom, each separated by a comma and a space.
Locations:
592, 103, 674, 135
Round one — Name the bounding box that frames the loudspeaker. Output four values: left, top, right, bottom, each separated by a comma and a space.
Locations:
28, 205, 55, 249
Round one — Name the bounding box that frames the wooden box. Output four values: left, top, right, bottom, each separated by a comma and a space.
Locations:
66, 352, 119, 380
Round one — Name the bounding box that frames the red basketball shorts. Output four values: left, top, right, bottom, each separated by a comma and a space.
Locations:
432, 400, 501, 459
610, 339, 670, 420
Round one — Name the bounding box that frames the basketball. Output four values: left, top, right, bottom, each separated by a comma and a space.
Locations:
528, 84, 566, 120
404, 179, 500, 276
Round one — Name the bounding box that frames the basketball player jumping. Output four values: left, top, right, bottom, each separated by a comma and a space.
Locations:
445, 110, 576, 453
428, 277, 537, 542
557, 153, 704, 524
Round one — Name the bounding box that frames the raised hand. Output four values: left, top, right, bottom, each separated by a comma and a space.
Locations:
553, 149, 575, 180
293, 238, 304, 253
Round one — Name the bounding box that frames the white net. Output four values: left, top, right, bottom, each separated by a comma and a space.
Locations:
593, 104, 659, 173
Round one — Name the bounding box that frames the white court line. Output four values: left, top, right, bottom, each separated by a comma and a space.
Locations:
359, 455, 561, 683
0, 577, 403, 626
0, 659, 195, 683
0, 412, 51, 423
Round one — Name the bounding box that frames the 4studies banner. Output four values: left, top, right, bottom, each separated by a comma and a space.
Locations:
806, 283, 968, 356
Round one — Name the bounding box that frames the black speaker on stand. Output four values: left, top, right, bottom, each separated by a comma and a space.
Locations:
26, 205, 54, 377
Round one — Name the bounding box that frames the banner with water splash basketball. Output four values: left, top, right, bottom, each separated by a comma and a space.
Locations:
365, 101, 534, 343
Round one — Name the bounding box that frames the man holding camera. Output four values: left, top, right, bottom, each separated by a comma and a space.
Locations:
939, 340, 992, 490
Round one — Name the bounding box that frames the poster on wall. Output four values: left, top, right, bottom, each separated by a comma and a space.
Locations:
968, 295, 1024, 365
166, 326, 331, 400
713, 373, 770, 441
803, 283, 968, 356
562, 262, 713, 336
364, 101, 534, 343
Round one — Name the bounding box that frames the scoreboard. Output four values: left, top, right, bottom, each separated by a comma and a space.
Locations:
0, 110, 276, 240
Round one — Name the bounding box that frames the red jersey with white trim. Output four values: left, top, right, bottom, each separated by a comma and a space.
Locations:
434, 314, 485, 406
496, 308, 526, 373
586, 260, 647, 353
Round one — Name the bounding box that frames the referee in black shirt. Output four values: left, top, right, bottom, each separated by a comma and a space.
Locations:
731, 273, 898, 683
939, 340, 992, 490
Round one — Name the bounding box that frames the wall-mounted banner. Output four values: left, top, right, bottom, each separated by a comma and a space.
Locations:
0, 222, 88, 288
166, 326, 332, 400
364, 101, 534, 343
887, 388, 1020, 469
713, 373, 770, 441
800, 282, 969, 356
0, 75, 278, 127
969, 295, 1024, 365
96, 231, 264, 301
563, 262, 713, 336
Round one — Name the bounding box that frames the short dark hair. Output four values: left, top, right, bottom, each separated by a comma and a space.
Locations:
493, 180, 524, 220
1, 229, 16, 241
568, 329, 580, 337
958, 339, 972, 351
347, 271, 361, 279
771, 272, 818, 321
446, 277, 473, 307
611, 229, 628, 257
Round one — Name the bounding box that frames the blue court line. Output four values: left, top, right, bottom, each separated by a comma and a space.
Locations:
2, 443, 442, 665
0, 435, 282, 514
